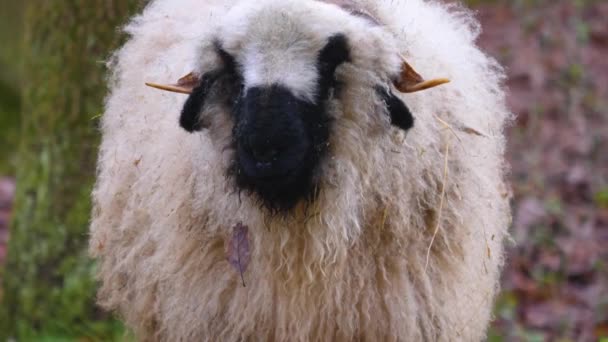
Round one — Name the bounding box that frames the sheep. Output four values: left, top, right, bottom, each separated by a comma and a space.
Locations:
89, 0, 512, 340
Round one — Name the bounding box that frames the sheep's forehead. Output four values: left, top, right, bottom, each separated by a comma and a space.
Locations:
217, 0, 363, 100
240, 18, 323, 101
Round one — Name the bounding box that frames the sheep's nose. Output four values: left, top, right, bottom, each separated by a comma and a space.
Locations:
244, 137, 279, 163
251, 146, 278, 163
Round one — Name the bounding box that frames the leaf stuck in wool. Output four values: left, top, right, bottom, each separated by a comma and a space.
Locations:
460, 126, 487, 137
226, 222, 251, 287
319, 0, 381, 25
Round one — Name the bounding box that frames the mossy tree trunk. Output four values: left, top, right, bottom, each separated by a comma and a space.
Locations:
1, 1, 142, 339
0, 0, 24, 174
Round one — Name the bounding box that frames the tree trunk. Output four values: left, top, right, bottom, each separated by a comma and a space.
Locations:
1, 1, 142, 339
0, 0, 23, 174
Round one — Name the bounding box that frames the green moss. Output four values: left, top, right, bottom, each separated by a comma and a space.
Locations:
0, 1, 143, 339
0, 0, 23, 174
595, 188, 608, 209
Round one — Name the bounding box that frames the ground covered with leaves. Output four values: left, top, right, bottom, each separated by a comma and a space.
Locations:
476, 1, 608, 341
0, 0, 606, 341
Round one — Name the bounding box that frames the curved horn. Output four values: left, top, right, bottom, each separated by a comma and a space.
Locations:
394, 56, 450, 93
145, 72, 201, 95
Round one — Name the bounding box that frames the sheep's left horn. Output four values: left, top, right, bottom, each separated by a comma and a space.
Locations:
394, 57, 450, 93
145, 72, 200, 94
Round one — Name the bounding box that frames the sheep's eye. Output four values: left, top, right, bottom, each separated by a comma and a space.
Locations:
318, 34, 350, 79
214, 42, 238, 75
315, 34, 350, 100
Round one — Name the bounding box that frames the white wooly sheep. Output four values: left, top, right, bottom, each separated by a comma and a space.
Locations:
90, 0, 512, 340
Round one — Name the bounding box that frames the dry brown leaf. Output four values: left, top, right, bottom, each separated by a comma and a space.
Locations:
226, 222, 251, 287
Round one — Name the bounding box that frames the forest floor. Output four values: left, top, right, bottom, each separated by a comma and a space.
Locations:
476, 1, 608, 341
1, 0, 607, 341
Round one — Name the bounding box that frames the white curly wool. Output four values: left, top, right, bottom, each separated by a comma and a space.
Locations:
90, 0, 512, 340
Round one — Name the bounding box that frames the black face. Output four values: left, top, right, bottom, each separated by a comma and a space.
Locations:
179, 34, 414, 212
229, 85, 327, 211
230, 35, 349, 211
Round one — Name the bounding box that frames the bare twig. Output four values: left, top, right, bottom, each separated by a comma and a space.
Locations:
425, 128, 451, 272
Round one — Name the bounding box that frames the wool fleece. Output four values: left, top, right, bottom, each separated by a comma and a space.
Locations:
90, 0, 512, 340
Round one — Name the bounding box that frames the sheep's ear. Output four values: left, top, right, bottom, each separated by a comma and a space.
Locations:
377, 87, 414, 131
394, 57, 450, 93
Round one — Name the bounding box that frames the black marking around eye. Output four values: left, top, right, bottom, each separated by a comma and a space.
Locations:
179, 41, 242, 133
376, 87, 414, 131
180, 70, 223, 132
316, 34, 350, 101
214, 41, 239, 74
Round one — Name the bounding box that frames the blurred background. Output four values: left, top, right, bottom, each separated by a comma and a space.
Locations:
0, 0, 606, 341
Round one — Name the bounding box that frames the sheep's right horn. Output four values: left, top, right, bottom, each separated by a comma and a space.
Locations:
145, 72, 200, 94
394, 57, 450, 93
